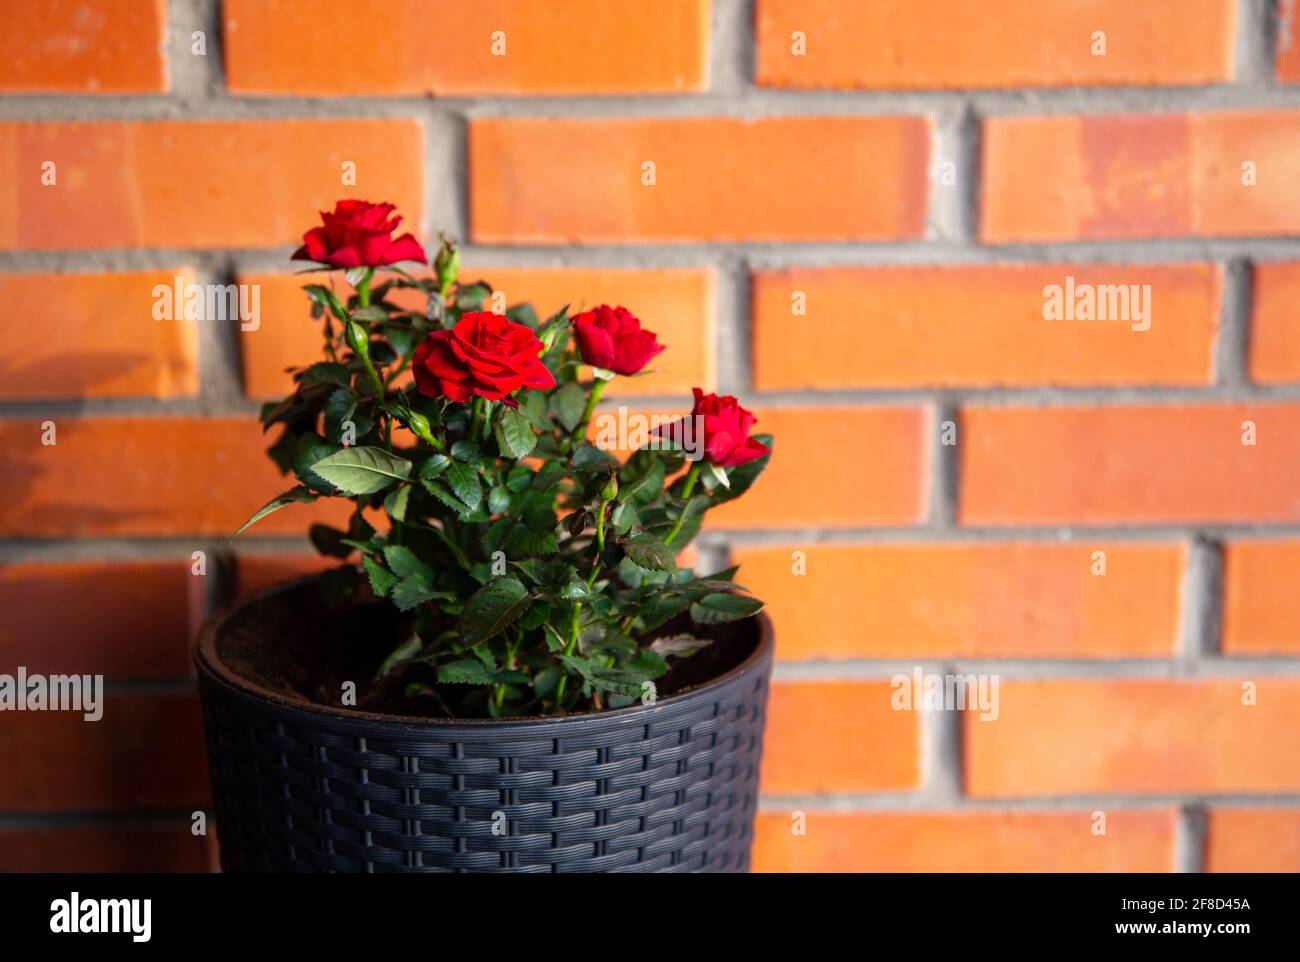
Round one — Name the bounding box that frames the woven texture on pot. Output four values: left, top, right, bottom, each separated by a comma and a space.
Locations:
198, 633, 772, 874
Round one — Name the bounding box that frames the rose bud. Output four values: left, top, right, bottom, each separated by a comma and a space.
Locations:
292, 200, 427, 269
413, 311, 555, 408
572, 305, 665, 376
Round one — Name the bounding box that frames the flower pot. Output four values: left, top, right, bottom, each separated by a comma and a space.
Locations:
195, 575, 774, 873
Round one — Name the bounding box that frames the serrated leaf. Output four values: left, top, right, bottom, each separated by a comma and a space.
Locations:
436, 658, 496, 685
623, 533, 677, 574
293, 434, 337, 494
229, 487, 317, 540
419, 454, 451, 480
362, 556, 398, 598
392, 576, 438, 611
312, 445, 412, 495
383, 545, 429, 581
494, 406, 537, 458
444, 460, 482, 511
459, 577, 531, 644
690, 592, 764, 624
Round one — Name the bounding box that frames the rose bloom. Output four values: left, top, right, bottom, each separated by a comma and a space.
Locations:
413, 312, 556, 407
292, 200, 427, 269
661, 388, 771, 468
572, 305, 664, 376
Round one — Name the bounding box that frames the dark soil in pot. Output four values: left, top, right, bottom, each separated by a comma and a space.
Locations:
216, 577, 762, 719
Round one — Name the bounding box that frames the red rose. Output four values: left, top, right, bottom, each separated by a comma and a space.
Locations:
413, 311, 556, 407
572, 305, 665, 376
292, 200, 427, 269
660, 388, 770, 467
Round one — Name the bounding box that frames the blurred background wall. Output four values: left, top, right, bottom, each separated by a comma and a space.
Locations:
1, 0, 1299, 871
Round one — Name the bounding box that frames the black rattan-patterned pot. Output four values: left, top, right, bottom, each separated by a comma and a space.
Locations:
195, 577, 774, 873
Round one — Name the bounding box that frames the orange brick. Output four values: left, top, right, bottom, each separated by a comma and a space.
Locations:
1249, 261, 1300, 383
753, 810, 1176, 872
241, 267, 714, 399
1279, 3, 1300, 83
0, 561, 203, 677
708, 406, 929, 529
960, 403, 1300, 525
224, 0, 708, 95
0, 270, 199, 398
761, 681, 918, 795
0, 695, 209, 812
756, 0, 1234, 90
0, 825, 209, 872
981, 111, 1300, 242
0, 120, 423, 251
1205, 809, 1300, 872
733, 543, 1183, 661
965, 679, 1300, 797
752, 265, 1220, 390
0, 417, 349, 538
235, 553, 339, 600
470, 116, 929, 244
0, 0, 167, 93
1222, 541, 1300, 655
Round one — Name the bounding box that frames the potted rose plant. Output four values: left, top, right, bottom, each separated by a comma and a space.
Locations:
196, 201, 775, 873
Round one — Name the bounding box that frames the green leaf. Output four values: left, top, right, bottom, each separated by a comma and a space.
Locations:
311, 445, 413, 495
706, 461, 730, 489
460, 577, 531, 644
649, 633, 713, 657
229, 486, 317, 540
383, 545, 430, 581
619, 459, 664, 503
558, 656, 657, 698
662, 495, 710, 552
550, 382, 586, 432
419, 453, 451, 480
303, 284, 347, 321
293, 434, 337, 494
300, 362, 351, 388
350, 304, 388, 322
488, 486, 511, 515
445, 460, 482, 511
362, 556, 398, 597
571, 443, 618, 470
383, 485, 411, 522
494, 406, 537, 458
392, 576, 438, 611
376, 633, 421, 678
437, 658, 496, 685
623, 533, 677, 574
690, 592, 765, 624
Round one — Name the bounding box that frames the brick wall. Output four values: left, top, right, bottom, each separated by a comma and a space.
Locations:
1, 0, 1298, 872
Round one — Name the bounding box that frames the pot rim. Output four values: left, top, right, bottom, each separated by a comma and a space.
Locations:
195, 573, 775, 731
